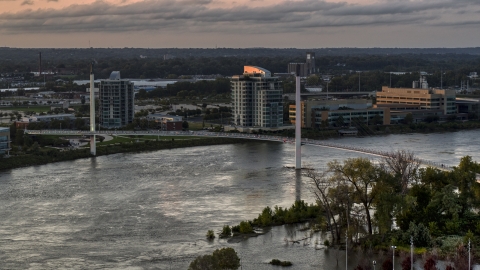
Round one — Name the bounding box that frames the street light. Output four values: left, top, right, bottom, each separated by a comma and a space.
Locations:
391, 246, 396, 270
373, 260, 376, 270
410, 236, 413, 270
346, 231, 348, 270
468, 238, 471, 270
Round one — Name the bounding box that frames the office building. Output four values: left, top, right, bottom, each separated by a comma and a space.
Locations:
0, 127, 10, 155
289, 99, 389, 128
376, 86, 456, 115
287, 52, 316, 77
146, 114, 183, 131
231, 66, 283, 128
306, 52, 316, 75
99, 71, 134, 128
288, 63, 307, 77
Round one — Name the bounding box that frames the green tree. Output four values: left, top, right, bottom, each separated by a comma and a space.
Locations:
182, 121, 189, 130
404, 113, 414, 125
335, 115, 345, 127
189, 248, 240, 270
329, 158, 381, 235
212, 248, 240, 270
306, 75, 319, 85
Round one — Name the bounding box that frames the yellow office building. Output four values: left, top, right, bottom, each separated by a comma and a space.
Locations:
376, 86, 456, 115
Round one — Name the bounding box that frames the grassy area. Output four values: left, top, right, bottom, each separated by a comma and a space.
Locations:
97, 136, 133, 146
0, 106, 51, 113
188, 122, 205, 130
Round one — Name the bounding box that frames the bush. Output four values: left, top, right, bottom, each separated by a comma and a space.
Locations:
404, 222, 432, 247
269, 259, 292, 267
401, 256, 412, 270
239, 221, 253, 234
423, 256, 437, 270
206, 229, 215, 240
323, 240, 330, 247
221, 225, 232, 237
189, 248, 240, 270
382, 258, 392, 270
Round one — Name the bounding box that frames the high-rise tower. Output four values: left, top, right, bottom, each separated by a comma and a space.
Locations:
306, 52, 316, 74
99, 71, 134, 128
231, 66, 283, 128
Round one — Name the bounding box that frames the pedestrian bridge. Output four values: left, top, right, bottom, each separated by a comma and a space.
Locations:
24, 129, 451, 171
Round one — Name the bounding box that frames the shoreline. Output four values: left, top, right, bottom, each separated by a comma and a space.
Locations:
3, 121, 480, 172
0, 137, 247, 172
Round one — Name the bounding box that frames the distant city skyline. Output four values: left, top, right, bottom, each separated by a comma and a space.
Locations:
0, 0, 479, 48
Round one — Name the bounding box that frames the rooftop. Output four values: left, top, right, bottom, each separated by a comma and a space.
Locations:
243, 66, 271, 77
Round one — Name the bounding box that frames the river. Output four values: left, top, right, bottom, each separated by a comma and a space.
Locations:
1, 130, 480, 269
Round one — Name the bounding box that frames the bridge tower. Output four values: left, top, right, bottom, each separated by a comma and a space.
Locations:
295, 64, 301, 170
89, 62, 96, 156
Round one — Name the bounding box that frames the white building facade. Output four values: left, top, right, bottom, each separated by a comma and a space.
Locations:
231, 66, 283, 128
99, 71, 135, 128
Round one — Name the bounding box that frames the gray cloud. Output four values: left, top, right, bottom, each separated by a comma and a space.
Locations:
46, 0, 58, 2
20, 0, 33, 4
0, 0, 479, 34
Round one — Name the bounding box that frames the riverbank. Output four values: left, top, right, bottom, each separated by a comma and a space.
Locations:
257, 120, 480, 140
0, 137, 247, 171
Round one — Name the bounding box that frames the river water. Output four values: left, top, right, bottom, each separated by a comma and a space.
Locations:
1, 130, 480, 269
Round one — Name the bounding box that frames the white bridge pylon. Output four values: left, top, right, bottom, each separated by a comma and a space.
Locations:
23, 129, 451, 171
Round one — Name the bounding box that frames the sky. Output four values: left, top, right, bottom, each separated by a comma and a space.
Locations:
0, 0, 479, 48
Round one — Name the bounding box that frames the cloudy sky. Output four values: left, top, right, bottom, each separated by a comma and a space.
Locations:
0, 0, 479, 48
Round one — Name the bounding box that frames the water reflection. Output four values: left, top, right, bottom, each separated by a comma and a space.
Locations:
295, 169, 302, 202
1, 131, 480, 269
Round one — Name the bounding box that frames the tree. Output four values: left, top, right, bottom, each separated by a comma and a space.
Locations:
382, 150, 420, 195
182, 121, 189, 130
189, 248, 240, 270
212, 248, 240, 270
304, 169, 341, 243
189, 255, 216, 270
335, 115, 345, 127
382, 258, 393, 270
401, 256, 412, 270
306, 75, 319, 85
74, 118, 86, 130
423, 256, 437, 270
81, 95, 86, 105
329, 158, 380, 235
404, 113, 414, 124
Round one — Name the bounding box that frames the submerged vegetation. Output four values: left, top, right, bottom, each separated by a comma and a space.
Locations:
305, 152, 480, 265
269, 259, 292, 267
216, 152, 480, 267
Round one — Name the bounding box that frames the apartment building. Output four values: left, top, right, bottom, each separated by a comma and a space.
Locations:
99, 71, 134, 128
231, 66, 283, 128
0, 127, 10, 155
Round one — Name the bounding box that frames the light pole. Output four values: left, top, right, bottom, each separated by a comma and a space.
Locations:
373, 260, 376, 270
410, 236, 413, 270
391, 246, 396, 270
346, 231, 348, 270
468, 238, 471, 270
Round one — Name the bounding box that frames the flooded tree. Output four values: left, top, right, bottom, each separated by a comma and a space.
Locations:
382, 150, 420, 195
329, 158, 381, 235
